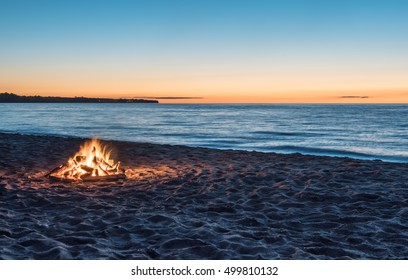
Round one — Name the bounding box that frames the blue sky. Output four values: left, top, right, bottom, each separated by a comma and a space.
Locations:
1, 0, 407, 102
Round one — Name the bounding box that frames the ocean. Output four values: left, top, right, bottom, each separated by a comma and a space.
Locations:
0, 103, 407, 163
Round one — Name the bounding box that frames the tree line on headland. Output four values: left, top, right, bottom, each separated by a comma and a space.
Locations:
0, 92, 159, 103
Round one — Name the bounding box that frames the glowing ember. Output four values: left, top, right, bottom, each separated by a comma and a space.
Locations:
47, 139, 126, 182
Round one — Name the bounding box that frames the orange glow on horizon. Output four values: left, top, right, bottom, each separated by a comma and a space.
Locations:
2, 63, 408, 104
2, 69, 407, 103
2, 89, 407, 104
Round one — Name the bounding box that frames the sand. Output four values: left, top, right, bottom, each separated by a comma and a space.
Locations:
0, 132, 407, 259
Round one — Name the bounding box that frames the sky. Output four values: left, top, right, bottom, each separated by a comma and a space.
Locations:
1, 0, 407, 103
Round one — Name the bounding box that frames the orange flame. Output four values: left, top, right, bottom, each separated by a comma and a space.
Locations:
50, 139, 123, 181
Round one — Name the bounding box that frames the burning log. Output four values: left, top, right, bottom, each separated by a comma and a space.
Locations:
98, 165, 110, 176
75, 156, 86, 162
80, 165, 94, 173
44, 164, 65, 177
46, 139, 126, 182
81, 173, 126, 182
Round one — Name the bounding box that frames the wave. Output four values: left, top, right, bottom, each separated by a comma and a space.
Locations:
1, 130, 407, 163
263, 145, 408, 163
252, 130, 326, 137
1, 104, 407, 163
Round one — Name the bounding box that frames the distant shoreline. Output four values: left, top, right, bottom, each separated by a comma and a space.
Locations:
0, 92, 159, 103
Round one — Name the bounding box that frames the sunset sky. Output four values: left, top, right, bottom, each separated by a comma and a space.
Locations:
1, 0, 407, 103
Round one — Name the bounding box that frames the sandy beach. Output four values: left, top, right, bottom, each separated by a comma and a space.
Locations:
0, 132, 407, 259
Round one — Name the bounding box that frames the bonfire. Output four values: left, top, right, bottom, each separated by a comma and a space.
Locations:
47, 138, 126, 182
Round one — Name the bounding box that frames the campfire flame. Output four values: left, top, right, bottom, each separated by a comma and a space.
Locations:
48, 139, 125, 182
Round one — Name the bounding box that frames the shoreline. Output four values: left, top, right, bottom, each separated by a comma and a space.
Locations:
0, 92, 159, 103
1, 132, 408, 259
1, 131, 406, 164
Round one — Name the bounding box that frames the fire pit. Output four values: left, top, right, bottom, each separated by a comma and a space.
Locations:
47, 138, 126, 182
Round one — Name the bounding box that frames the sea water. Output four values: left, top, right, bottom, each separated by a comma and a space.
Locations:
0, 103, 407, 162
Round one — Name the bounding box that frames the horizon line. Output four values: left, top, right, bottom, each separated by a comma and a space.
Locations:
1, 91, 407, 104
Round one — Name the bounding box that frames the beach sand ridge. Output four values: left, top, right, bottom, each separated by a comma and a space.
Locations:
1, 133, 407, 259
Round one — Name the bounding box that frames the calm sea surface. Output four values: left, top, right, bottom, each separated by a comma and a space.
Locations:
0, 103, 407, 162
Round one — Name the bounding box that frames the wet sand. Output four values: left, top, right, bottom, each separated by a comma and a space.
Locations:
0, 132, 407, 259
